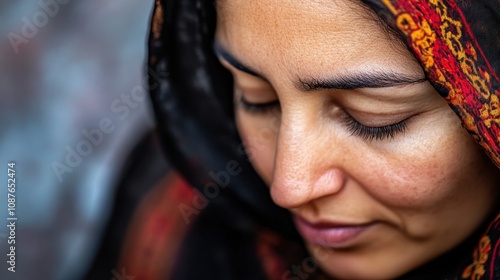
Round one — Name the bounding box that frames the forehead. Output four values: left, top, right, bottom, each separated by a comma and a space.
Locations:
215, 0, 421, 82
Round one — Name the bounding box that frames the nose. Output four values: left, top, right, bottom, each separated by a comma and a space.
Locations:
270, 110, 347, 209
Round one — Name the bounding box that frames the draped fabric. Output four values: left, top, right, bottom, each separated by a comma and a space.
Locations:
363, 1, 500, 278
146, 1, 309, 279
141, 0, 500, 279
364, 0, 500, 169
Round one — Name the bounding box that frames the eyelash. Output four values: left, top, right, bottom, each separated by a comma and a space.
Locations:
237, 96, 280, 114
342, 113, 408, 141
237, 97, 408, 141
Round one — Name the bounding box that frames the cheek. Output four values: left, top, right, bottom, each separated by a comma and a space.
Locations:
236, 111, 280, 185
360, 113, 494, 211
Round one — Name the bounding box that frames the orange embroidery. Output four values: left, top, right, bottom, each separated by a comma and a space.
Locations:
152, 0, 164, 40
462, 235, 492, 280
384, 0, 500, 168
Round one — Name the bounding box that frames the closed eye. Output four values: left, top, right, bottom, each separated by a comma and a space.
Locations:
342, 113, 409, 141
236, 96, 280, 114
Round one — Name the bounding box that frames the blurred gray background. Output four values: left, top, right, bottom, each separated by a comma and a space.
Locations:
0, 0, 156, 279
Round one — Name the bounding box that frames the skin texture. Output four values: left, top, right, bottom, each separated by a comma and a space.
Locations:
215, 0, 500, 278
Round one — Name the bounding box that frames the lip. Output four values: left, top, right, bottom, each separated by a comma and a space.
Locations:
293, 215, 374, 248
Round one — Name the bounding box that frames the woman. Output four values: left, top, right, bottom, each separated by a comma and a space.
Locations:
119, 0, 500, 279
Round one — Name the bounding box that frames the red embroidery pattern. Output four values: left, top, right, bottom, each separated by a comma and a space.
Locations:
462, 235, 491, 279
381, 0, 500, 168
378, 1, 500, 278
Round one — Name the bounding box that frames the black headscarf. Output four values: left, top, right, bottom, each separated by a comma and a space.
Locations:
148, 1, 307, 279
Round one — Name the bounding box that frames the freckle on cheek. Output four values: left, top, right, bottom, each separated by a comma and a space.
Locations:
381, 160, 447, 207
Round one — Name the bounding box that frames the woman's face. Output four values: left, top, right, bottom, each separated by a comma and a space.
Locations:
216, 0, 500, 278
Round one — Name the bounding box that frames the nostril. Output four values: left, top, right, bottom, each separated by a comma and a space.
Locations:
270, 168, 346, 209
270, 178, 311, 209
314, 168, 346, 196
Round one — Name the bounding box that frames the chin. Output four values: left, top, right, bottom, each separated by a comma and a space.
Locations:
306, 243, 423, 280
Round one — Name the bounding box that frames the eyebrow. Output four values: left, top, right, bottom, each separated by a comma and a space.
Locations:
297, 72, 427, 91
214, 42, 427, 90
214, 42, 263, 78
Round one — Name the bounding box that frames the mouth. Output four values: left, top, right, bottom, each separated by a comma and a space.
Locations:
293, 215, 375, 248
